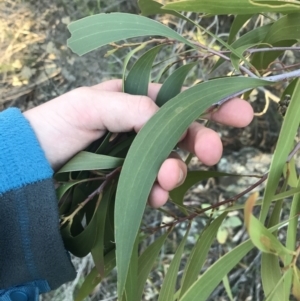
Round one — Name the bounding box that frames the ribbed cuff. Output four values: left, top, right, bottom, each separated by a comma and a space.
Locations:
0, 108, 76, 291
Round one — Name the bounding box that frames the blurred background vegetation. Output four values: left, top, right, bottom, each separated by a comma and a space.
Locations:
1, 0, 298, 300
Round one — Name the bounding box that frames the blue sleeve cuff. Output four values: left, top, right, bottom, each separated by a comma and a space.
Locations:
0, 108, 53, 195
0, 108, 76, 295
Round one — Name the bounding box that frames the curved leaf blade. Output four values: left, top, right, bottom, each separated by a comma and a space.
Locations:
67, 13, 194, 56
115, 76, 269, 298
260, 79, 300, 222
158, 226, 190, 301
57, 151, 123, 173
228, 14, 253, 44
156, 62, 197, 107
124, 45, 164, 95
162, 0, 300, 14
137, 232, 169, 300
179, 213, 227, 297
138, 0, 189, 21
74, 250, 116, 301
252, 13, 300, 70
170, 170, 234, 208
179, 240, 253, 301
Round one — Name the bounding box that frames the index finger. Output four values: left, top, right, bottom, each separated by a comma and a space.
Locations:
93, 79, 253, 127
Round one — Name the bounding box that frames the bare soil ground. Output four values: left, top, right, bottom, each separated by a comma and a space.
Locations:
1, 1, 295, 300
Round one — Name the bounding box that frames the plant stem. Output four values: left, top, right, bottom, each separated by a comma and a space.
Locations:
147, 173, 269, 233
61, 167, 121, 225
266, 69, 300, 82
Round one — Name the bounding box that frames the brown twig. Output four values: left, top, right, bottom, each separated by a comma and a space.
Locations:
61, 167, 121, 225
146, 173, 269, 233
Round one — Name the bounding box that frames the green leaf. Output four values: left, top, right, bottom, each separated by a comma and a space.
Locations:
179, 218, 296, 301
284, 178, 300, 298
57, 151, 123, 173
284, 158, 298, 188
123, 238, 139, 301
250, 0, 300, 7
136, 232, 169, 300
228, 14, 253, 44
261, 254, 285, 301
213, 24, 272, 73
292, 267, 300, 300
67, 13, 195, 56
260, 79, 300, 222
74, 250, 116, 301
91, 185, 114, 277
138, 0, 189, 21
61, 189, 104, 257
170, 170, 238, 208
124, 44, 164, 96
223, 275, 234, 301
245, 193, 294, 258
162, 0, 300, 14
264, 270, 292, 301
179, 240, 253, 301
156, 62, 197, 107
56, 180, 85, 201
179, 213, 227, 298
261, 176, 287, 299
158, 226, 190, 301
251, 14, 300, 70
122, 43, 147, 86
115, 76, 269, 298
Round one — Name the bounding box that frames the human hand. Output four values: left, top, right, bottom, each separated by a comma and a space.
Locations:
23, 79, 253, 208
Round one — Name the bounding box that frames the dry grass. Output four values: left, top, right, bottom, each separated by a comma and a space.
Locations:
0, 0, 61, 108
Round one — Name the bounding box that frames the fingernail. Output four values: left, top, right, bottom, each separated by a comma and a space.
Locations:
177, 169, 184, 186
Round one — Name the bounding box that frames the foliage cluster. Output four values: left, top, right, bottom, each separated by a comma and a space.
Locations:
57, 1, 300, 300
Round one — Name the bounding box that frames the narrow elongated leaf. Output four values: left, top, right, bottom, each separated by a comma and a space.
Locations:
261, 178, 286, 299
123, 238, 139, 301
122, 43, 147, 85
124, 45, 164, 95
293, 267, 300, 300
57, 151, 123, 173
91, 186, 113, 277
284, 158, 298, 188
245, 193, 293, 258
115, 76, 269, 298
213, 24, 272, 73
162, 0, 300, 14
264, 270, 292, 301
284, 179, 300, 298
179, 213, 227, 297
228, 14, 253, 44
251, 0, 300, 6
179, 218, 298, 301
260, 79, 300, 222
156, 62, 196, 107
138, 0, 189, 21
61, 188, 104, 257
158, 226, 190, 301
67, 13, 195, 56
56, 179, 86, 201
75, 250, 116, 301
137, 232, 169, 300
262, 254, 284, 301
223, 275, 234, 301
252, 14, 300, 70
170, 170, 238, 208
179, 240, 253, 301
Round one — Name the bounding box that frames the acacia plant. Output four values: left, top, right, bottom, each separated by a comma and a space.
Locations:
57, 1, 300, 300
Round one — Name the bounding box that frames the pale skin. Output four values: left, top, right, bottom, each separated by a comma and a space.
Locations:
23, 79, 253, 208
